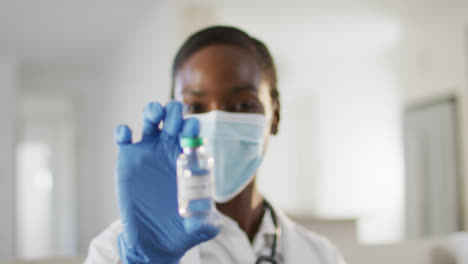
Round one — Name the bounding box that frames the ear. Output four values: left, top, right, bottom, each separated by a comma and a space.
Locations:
270, 99, 280, 135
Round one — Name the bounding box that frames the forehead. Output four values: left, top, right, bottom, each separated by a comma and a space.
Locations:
174, 44, 262, 95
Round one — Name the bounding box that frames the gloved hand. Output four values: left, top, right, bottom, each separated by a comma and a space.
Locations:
115, 101, 220, 264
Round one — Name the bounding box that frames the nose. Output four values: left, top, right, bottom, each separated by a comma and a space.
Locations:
207, 101, 229, 112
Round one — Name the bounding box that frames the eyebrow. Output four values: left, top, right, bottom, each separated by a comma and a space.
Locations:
231, 84, 257, 94
182, 88, 207, 97
181, 84, 257, 97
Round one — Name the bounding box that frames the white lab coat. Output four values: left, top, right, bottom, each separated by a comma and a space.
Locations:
85, 203, 347, 264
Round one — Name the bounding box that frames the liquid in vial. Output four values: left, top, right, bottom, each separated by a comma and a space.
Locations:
177, 137, 221, 232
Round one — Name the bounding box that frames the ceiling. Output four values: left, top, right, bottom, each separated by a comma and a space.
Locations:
0, 0, 154, 64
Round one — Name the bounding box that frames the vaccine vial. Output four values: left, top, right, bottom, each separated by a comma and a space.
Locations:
177, 137, 221, 232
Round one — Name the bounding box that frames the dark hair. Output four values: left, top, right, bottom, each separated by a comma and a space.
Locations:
170, 25, 279, 102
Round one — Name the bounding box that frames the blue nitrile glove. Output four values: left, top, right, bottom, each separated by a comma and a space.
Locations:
115, 101, 221, 264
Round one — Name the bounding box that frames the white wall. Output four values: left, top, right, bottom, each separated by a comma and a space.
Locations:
0, 56, 17, 260
397, 6, 468, 230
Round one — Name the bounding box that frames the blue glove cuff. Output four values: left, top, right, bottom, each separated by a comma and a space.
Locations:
117, 233, 180, 264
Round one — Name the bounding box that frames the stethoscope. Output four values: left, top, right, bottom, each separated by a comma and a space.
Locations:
255, 200, 281, 264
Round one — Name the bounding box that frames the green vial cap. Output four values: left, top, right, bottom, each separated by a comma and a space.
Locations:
180, 137, 204, 148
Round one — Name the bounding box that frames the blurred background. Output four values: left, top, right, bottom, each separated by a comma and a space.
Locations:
1, 0, 468, 262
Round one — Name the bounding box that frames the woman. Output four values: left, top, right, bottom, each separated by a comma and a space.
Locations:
85, 26, 346, 264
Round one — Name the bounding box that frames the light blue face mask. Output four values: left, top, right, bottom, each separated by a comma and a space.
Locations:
189, 110, 267, 203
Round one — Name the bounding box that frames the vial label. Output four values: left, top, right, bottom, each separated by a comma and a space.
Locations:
178, 173, 211, 200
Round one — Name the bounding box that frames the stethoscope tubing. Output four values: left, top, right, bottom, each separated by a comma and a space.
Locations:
255, 199, 281, 264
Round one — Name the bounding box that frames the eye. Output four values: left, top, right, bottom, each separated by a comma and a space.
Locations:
186, 103, 205, 114
232, 101, 258, 113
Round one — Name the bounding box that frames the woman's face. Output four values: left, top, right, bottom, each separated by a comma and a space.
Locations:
173, 44, 279, 135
